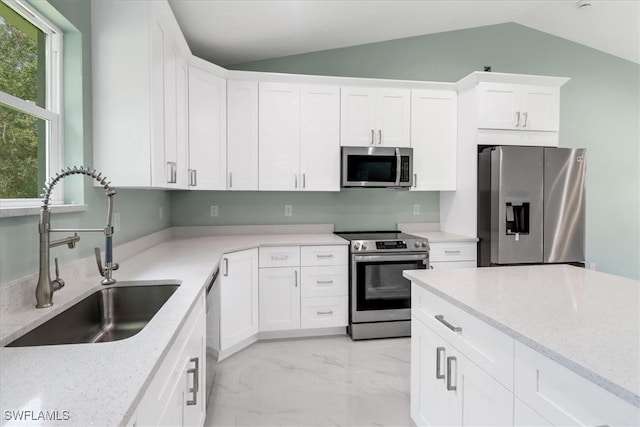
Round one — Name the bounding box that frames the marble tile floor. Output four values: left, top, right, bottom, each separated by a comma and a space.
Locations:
205, 336, 415, 427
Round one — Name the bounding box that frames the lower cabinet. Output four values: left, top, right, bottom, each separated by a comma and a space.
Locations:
259, 266, 300, 331
411, 316, 513, 426
258, 245, 348, 333
514, 341, 639, 427
428, 241, 477, 270
219, 248, 259, 351
135, 291, 206, 427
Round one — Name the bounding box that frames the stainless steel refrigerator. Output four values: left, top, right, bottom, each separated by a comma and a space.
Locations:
477, 146, 586, 266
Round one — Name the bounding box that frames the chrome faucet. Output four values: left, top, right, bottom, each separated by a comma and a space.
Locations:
36, 166, 119, 308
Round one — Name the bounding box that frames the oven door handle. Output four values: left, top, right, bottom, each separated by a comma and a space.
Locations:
353, 253, 429, 263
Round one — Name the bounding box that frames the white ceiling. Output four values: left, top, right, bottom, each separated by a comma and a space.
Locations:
168, 0, 640, 67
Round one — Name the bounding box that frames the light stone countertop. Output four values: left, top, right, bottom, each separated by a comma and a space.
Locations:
408, 231, 478, 243
0, 232, 347, 426
403, 264, 640, 407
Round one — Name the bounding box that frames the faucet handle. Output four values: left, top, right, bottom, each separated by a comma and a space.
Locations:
94, 247, 105, 277
52, 258, 65, 291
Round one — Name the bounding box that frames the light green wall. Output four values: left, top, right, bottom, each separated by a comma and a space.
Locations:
0, 0, 170, 284
217, 23, 639, 280
171, 190, 439, 231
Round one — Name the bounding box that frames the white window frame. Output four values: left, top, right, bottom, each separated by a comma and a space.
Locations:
0, 0, 63, 209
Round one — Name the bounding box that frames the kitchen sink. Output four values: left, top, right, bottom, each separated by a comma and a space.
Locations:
6, 283, 179, 347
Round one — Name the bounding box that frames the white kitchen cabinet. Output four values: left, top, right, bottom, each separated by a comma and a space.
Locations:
92, 0, 190, 188
188, 60, 227, 190
340, 87, 410, 147
410, 89, 457, 191
428, 241, 477, 270
258, 83, 340, 191
259, 82, 301, 190
257, 245, 348, 333
477, 82, 560, 132
514, 341, 640, 427
227, 80, 259, 190
411, 316, 513, 427
136, 291, 206, 427
300, 85, 341, 191
259, 267, 301, 331
514, 398, 553, 426
219, 249, 259, 351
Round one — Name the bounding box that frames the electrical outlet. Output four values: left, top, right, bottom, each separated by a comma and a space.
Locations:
284, 205, 293, 217
159, 206, 164, 220
413, 204, 420, 215
210, 205, 219, 217
114, 212, 121, 232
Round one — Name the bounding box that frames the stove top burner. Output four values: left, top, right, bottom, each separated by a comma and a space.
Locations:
335, 230, 429, 253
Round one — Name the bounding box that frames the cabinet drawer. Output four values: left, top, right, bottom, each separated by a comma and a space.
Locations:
300, 296, 347, 329
300, 245, 348, 266
429, 242, 476, 262
259, 246, 300, 268
411, 283, 514, 391
301, 265, 348, 298
514, 341, 639, 427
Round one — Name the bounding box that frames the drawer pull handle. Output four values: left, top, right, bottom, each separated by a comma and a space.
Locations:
316, 254, 334, 258
271, 255, 289, 261
446, 356, 457, 391
316, 280, 334, 285
317, 310, 333, 315
444, 250, 461, 255
435, 315, 462, 333
435, 346, 445, 379
186, 357, 199, 406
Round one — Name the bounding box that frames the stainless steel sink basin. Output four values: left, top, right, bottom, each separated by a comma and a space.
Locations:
6, 284, 179, 347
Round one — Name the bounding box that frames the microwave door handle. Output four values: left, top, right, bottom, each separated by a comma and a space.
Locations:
395, 148, 401, 186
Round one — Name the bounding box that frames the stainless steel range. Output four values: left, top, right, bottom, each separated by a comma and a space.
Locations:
334, 231, 429, 340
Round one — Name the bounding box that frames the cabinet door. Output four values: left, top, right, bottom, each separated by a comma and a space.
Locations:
514, 397, 553, 426
227, 80, 259, 191
182, 304, 206, 427
521, 85, 560, 131
259, 267, 301, 331
300, 84, 340, 191
410, 89, 457, 191
411, 318, 461, 426
376, 88, 411, 147
175, 58, 189, 189
259, 82, 301, 190
477, 82, 519, 130
220, 249, 259, 349
340, 86, 376, 146
188, 65, 227, 190
460, 351, 513, 426
149, 18, 167, 187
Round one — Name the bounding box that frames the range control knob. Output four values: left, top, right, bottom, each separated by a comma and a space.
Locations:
414, 241, 421, 248
353, 242, 361, 250
421, 241, 428, 248
361, 242, 368, 250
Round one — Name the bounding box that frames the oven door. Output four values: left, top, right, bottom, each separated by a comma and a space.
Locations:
351, 253, 428, 323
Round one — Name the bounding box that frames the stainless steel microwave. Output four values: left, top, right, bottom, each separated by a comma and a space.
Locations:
341, 146, 413, 188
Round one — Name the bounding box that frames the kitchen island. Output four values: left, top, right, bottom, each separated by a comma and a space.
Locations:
404, 265, 639, 426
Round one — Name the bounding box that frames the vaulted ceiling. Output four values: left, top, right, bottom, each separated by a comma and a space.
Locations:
168, 0, 640, 66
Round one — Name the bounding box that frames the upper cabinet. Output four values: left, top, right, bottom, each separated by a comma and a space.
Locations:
227, 80, 259, 191
411, 89, 457, 191
92, 0, 190, 188
340, 87, 411, 147
477, 83, 560, 132
187, 59, 227, 190
259, 82, 340, 191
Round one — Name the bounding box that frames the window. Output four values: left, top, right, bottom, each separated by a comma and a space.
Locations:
0, 0, 61, 207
